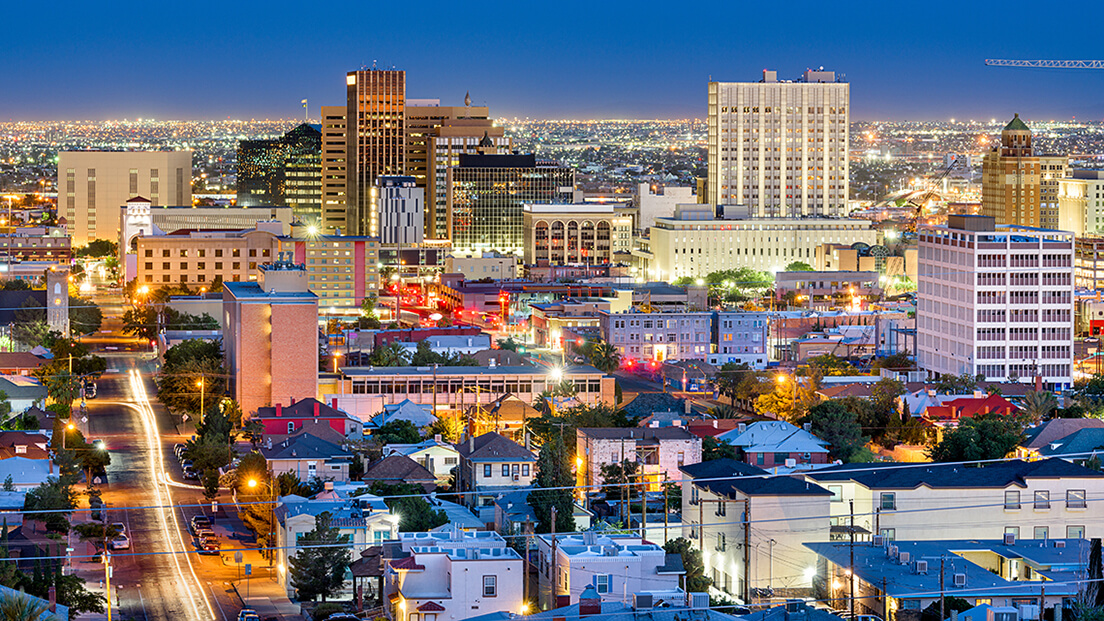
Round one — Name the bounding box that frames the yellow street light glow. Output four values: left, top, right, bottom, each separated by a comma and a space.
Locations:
247, 479, 258, 488
66, 422, 75, 431
776, 374, 787, 384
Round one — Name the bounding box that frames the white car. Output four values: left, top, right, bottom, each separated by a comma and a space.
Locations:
111, 522, 126, 536
109, 534, 130, 550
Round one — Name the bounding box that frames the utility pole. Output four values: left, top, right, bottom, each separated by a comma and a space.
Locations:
663, 472, 669, 543
550, 506, 558, 601
850, 499, 856, 620
939, 556, 946, 621
743, 498, 751, 604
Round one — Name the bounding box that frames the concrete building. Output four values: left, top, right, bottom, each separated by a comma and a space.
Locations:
444, 252, 518, 280
814, 242, 917, 283
223, 260, 319, 417
710, 311, 769, 368
1075, 236, 1104, 290
637, 183, 695, 231
576, 427, 702, 492
707, 69, 849, 216
1072, 169, 1104, 235
236, 123, 322, 227
134, 224, 282, 286
377, 175, 423, 244
530, 298, 611, 350
917, 215, 1074, 388
599, 310, 714, 362
0, 227, 71, 263
774, 271, 882, 303
320, 106, 349, 234
277, 233, 381, 310
649, 205, 875, 281
58, 150, 192, 246
536, 533, 683, 609
447, 154, 575, 256
523, 203, 633, 267
346, 69, 405, 236
981, 114, 1069, 228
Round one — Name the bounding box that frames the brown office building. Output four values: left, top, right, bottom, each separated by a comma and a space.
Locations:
134, 224, 282, 286
981, 114, 1068, 228
346, 69, 405, 237
320, 106, 348, 234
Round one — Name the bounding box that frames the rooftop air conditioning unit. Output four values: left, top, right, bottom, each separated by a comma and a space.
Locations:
1004, 533, 1017, 546
785, 458, 797, 468
898, 551, 911, 565
914, 560, 928, 575
1055, 541, 1066, 548
953, 573, 967, 587
888, 544, 899, 559
873, 535, 885, 547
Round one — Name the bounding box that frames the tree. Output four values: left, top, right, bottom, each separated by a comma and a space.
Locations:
935, 373, 983, 395
702, 436, 737, 461
663, 538, 711, 592
372, 420, 421, 445
927, 413, 1026, 462
1020, 390, 1058, 423
368, 483, 448, 532
528, 435, 575, 533
755, 373, 819, 422
201, 469, 220, 501
287, 512, 352, 602
74, 239, 117, 258
366, 342, 410, 367
589, 340, 621, 374
600, 459, 641, 504
11, 298, 49, 349
806, 354, 856, 376
24, 478, 76, 533
156, 356, 226, 416
802, 401, 868, 462
68, 296, 103, 335
0, 589, 60, 621
871, 351, 914, 372
0, 280, 30, 291
426, 413, 464, 443
496, 338, 520, 352
784, 261, 814, 272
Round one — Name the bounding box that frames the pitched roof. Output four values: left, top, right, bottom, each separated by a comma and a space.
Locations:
923, 394, 1018, 422
455, 432, 534, 461
261, 433, 352, 461
1021, 418, 1104, 451
265, 421, 348, 446
808, 457, 1104, 489
1038, 428, 1104, 457
686, 419, 745, 438
363, 455, 436, 482
716, 421, 829, 453
1004, 113, 1030, 132
255, 398, 354, 421
0, 375, 46, 400
0, 351, 49, 370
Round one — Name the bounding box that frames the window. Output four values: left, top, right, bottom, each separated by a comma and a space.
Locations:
716, 532, 726, 551
483, 464, 492, 478
1067, 489, 1087, 509
1005, 526, 1020, 538
716, 502, 726, 517
444, 457, 457, 465
1005, 491, 1021, 510
522, 464, 530, 476
880, 493, 896, 510
1034, 491, 1050, 510
1034, 526, 1049, 539
828, 485, 842, 502
482, 575, 497, 597
774, 452, 788, 464
595, 574, 610, 594
287, 422, 294, 434
502, 464, 510, 477
1068, 525, 1085, 538
879, 528, 896, 541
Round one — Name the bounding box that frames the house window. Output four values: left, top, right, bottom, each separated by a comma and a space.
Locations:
880, 493, 896, 511
1034, 491, 1050, 510
522, 464, 530, 476
756, 453, 764, 466
483, 464, 492, 478
445, 457, 457, 465
774, 452, 788, 464
717, 532, 726, 551
502, 464, 510, 477
287, 422, 295, 434
828, 485, 842, 502
1067, 489, 1087, 509
1005, 526, 1020, 538
596, 574, 610, 594
1034, 526, 1049, 539
1068, 526, 1085, 538
307, 462, 317, 479
677, 452, 685, 467
716, 502, 726, 517
1005, 491, 1021, 510
879, 528, 895, 541
482, 575, 497, 597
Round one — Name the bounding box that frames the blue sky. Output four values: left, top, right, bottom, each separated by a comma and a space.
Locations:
4, 0, 1104, 121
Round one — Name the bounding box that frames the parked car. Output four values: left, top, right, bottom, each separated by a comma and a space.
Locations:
237, 609, 260, 621
194, 527, 215, 540
109, 534, 130, 550
180, 459, 194, 469
111, 522, 126, 536
174, 444, 186, 458
198, 536, 220, 555
190, 515, 212, 534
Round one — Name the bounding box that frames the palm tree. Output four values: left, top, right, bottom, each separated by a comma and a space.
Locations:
367, 342, 410, 367
1020, 390, 1058, 422
589, 340, 621, 374
0, 590, 58, 621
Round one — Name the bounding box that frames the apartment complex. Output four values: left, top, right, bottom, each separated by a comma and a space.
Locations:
346, 69, 405, 236
277, 233, 381, 307
648, 205, 875, 281
447, 154, 575, 256
134, 224, 282, 286
376, 175, 423, 244
535, 533, 682, 609
522, 203, 633, 266
981, 114, 1069, 228
599, 309, 713, 362
917, 215, 1074, 388
236, 123, 322, 226
58, 150, 192, 246
707, 69, 849, 216
0, 228, 72, 262
320, 106, 348, 233
1071, 169, 1104, 235
444, 252, 518, 280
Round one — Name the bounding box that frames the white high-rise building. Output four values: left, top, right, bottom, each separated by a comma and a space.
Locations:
917, 215, 1074, 389
376, 175, 423, 244
707, 68, 849, 216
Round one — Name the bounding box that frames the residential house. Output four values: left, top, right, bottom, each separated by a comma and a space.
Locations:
535, 533, 685, 609
382, 525, 524, 621
1036, 428, 1104, 463
396, 334, 491, 358
740, 602, 847, 621
474, 394, 539, 443
576, 427, 702, 493
716, 421, 830, 468
253, 398, 363, 438
491, 490, 593, 545
260, 432, 355, 483
455, 432, 536, 517
0, 432, 52, 490
807, 458, 1104, 542
368, 399, 437, 431
681, 459, 831, 599
0, 351, 50, 376
0, 376, 46, 414
922, 393, 1018, 429
383, 438, 461, 483
362, 456, 437, 492
1016, 418, 1104, 460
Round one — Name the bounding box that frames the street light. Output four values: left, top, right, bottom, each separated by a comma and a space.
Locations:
247, 478, 277, 566
776, 373, 799, 419
333, 352, 342, 374
196, 379, 205, 423
62, 421, 75, 451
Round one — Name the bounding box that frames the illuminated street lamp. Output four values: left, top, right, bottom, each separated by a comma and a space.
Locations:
247, 478, 277, 566
333, 352, 342, 374
196, 379, 205, 422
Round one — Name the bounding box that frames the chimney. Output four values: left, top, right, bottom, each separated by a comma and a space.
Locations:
434, 434, 442, 443
48, 586, 55, 612
290, 397, 296, 405
469, 434, 475, 453
1035, 375, 1043, 392
314, 402, 320, 417
803, 423, 812, 433
275, 404, 283, 417
332, 398, 338, 409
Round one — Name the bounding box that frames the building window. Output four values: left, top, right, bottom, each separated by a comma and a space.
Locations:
880, 493, 896, 511
1005, 491, 1021, 510
502, 464, 510, 477
879, 528, 895, 541
1034, 491, 1050, 510
1068, 526, 1085, 538
483, 464, 492, 478
287, 422, 294, 434
596, 574, 610, 594
522, 464, 530, 476
482, 575, 496, 597
1034, 526, 1049, 540
1067, 489, 1087, 509
716, 532, 726, 551
1005, 526, 1020, 538
828, 485, 842, 502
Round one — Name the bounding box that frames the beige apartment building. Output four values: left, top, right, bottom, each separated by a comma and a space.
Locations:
134, 224, 281, 286
58, 150, 192, 246
277, 234, 381, 310
320, 106, 348, 233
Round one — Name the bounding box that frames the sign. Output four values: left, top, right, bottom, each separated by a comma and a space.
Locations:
245, 564, 252, 576
234, 551, 243, 564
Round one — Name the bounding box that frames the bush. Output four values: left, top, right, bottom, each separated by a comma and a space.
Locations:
311, 602, 345, 620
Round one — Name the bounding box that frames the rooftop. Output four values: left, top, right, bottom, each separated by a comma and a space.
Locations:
341, 364, 605, 377
807, 457, 1104, 489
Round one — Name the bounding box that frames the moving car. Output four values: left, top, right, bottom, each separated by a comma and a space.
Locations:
83, 380, 96, 399
198, 536, 220, 555
109, 534, 130, 550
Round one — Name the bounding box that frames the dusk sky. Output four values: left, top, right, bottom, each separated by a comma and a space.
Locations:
5, 0, 1104, 122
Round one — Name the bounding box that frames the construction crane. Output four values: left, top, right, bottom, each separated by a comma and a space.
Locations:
984, 59, 1104, 69
903, 158, 958, 231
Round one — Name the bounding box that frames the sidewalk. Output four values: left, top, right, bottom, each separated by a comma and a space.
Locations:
219, 505, 301, 620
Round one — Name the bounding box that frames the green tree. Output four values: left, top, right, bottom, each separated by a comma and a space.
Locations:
24, 478, 76, 533
1020, 390, 1058, 423
68, 296, 103, 335
755, 373, 819, 422
287, 512, 352, 602
588, 340, 621, 374
201, 469, 221, 501
426, 413, 464, 443
372, 420, 421, 445
156, 356, 226, 417
784, 261, 814, 272
806, 354, 856, 376
935, 373, 984, 395
663, 538, 711, 592
528, 435, 575, 533
702, 436, 737, 461
496, 337, 520, 352
74, 239, 117, 258
927, 413, 1026, 462
0, 589, 61, 621
366, 342, 410, 367
11, 298, 49, 349
802, 401, 868, 462
871, 351, 914, 372
368, 483, 448, 532
0, 280, 30, 291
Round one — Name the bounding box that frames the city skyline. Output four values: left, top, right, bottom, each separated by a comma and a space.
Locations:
5, 0, 1104, 122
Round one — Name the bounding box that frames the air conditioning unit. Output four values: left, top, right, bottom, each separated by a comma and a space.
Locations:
1055, 541, 1066, 548
887, 544, 899, 559
1004, 533, 1017, 545
873, 535, 885, 547
953, 573, 967, 587
898, 551, 911, 565
914, 560, 928, 575
513, 474, 520, 481
785, 458, 797, 468
1018, 605, 1039, 620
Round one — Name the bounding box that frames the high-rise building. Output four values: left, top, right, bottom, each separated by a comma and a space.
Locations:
376, 175, 423, 244
447, 154, 574, 256
346, 69, 405, 236
981, 114, 1069, 228
237, 123, 323, 227
917, 214, 1074, 389
278, 232, 381, 309
405, 98, 510, 239
320, 106, 348, 233
707, 69, 849, 216
57, 150, 192, 246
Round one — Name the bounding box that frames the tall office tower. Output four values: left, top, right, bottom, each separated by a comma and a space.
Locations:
707, 68, 849, 216
346, 69, 406, 236
981, 114, 1069, 228
320, 106, 348, 233
237, 123, 323, 227
376, 175, 424, 244
917, 215, 1074, 389
405, 97, 509, 238
57, 150, 192, 246
447, 154, 574, 256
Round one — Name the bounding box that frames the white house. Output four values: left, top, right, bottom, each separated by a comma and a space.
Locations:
383, 438, 461, 483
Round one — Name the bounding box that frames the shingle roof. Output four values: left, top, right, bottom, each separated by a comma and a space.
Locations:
1038, 428, 1104, 457
1021, 418, 1104, 451
808, 457, 1104, 489
363, 455, 436, 482
1004, 113, 1030, 132
717, 421, 829, 453
261, 433, 352, 461
681, 458, 832, 497
455, 432, 535, 461
255, 398, 353, 421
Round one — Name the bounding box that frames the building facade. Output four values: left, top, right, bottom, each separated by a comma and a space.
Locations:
599, 310, 715, 362
447, 154, 574, 256
576, 427, 702, 492
135, 225, 282, 286
637, 183, 695, 231
536, 533, 682, 609
320, 106, 349, 234
277, 233, 381, 309
981, 114, 1069, 228
917, 215, 1074, 388
522, 203, 632, 267
710, 311, 769, 368
707, 69, 849, 216
444, 252, 518, 280
1072, 169, 1104, 235
236, 123, 323, 227
346, 69, 405, 236
58, 150, 192, 246
376, 175, 424, 244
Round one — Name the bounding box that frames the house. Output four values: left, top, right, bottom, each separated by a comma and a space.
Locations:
0, 351, 50, 376
382, 524, 524, 621
805, 538, 1087, 621
368, 399, 437, 431
716, 421, 830, 468
361, 455, 437, 492
0, 432, 52, 490
0, 583, 69, 620
273, 485, 399, 598
510, 586, 730, 621
396, 334, 491, 357
576, 427, 702, 493
21, 407, 54, 438
474, 394, 539, 443
681, 459, 831, 598
535, 532, 685, 609
1036, 428, 1104, 462
260, 432, 355, 483
1016, 418, 1104, 460
383, 438, 461, 483
491, 490, 593, 544
0, 375, 46, 414
949, 604, 1022, 621
807, 458, 1104, 542
253, 398, 363, 438
264, 419, 349, 447
455, 432, 536, 517
922, 393, 1018, 427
